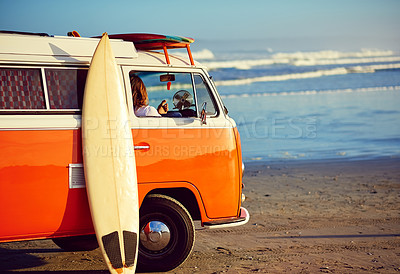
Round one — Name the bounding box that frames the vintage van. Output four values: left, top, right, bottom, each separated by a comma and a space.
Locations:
0, 31, 249, 272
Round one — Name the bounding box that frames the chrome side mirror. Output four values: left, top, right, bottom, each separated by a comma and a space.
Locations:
200, 102, 207, 125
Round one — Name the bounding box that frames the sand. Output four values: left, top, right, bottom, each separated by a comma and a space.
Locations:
1, 158, 400, 273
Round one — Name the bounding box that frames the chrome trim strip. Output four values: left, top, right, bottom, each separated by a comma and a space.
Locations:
202, 207, 250, 230
134, 145, 150, 150
40, 68, 50, 109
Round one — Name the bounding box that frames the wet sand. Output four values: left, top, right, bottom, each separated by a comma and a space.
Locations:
1, 158, 400, 273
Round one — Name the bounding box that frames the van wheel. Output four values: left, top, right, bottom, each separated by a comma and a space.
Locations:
52, 234, 98, 251
137, 194, 195, 272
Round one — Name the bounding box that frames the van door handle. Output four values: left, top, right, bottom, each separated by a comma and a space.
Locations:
134, 142, 150, 151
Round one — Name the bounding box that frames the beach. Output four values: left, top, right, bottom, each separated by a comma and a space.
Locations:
1, 157, 399, 273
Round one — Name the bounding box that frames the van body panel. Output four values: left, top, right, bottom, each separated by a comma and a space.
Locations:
0, 129, 92, 241
0, 34, 200, 67
133, 126, 241, 219
0, 124, 240, 241
0, 34, 137, 59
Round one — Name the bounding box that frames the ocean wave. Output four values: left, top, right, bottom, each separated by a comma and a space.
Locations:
271, 49, 394, 60
201, 49, 399, 70
174, 49, 215, 60
220, 86, 400, 99
214, 63, 400, 86
204, 58, 279, 70
290, 56, 400, 66
193, 49, 215, 60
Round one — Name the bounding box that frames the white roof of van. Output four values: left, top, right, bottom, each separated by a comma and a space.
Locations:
0, 32, 201, 67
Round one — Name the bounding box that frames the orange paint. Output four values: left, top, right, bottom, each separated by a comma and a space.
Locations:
133, 127, 241, 218
0, 126, 242, 242
186, 44, 195, 66
162, 45, 170, 65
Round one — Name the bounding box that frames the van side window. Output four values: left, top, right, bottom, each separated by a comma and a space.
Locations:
131, 71, 197, 118
45, 69, 87, 109
0, 68, 45, 109
194, 74, 217, 116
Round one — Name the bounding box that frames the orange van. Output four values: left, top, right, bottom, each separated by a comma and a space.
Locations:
0, 31, 249, 271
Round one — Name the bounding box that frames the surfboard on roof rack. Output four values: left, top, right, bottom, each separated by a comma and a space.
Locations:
101, 33, 195, 66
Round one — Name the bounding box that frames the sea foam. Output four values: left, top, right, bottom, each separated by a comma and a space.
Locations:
220, 86, 400, 99
214, 63, 400, 86
201, 49, 400, 70
271, 49, 394, 60
174, 49, 215, 60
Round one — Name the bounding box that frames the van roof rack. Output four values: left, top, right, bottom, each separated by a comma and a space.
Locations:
102, 33, 195, 66
0, 30, 51, 37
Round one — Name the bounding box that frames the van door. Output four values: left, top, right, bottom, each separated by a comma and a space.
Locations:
123, 68, 241, 220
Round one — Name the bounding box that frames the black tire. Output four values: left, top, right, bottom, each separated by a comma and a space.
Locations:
137, 194, 195, 272
52, 234, 98, 251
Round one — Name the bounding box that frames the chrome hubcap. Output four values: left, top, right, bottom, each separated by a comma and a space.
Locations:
140, 221, 171, 251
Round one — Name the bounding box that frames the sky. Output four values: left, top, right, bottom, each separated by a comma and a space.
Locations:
1, 0, 399, 51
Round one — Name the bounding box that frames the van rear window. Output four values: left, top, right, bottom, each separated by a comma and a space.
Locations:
0, 67, 88, 112
45, 69, 86, 109
0, 68, 45, 109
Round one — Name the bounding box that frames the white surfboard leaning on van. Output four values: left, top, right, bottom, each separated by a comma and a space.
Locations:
82, 33, 139, 274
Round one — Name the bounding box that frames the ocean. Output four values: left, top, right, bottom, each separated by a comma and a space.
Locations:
190, 44, 400, 162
